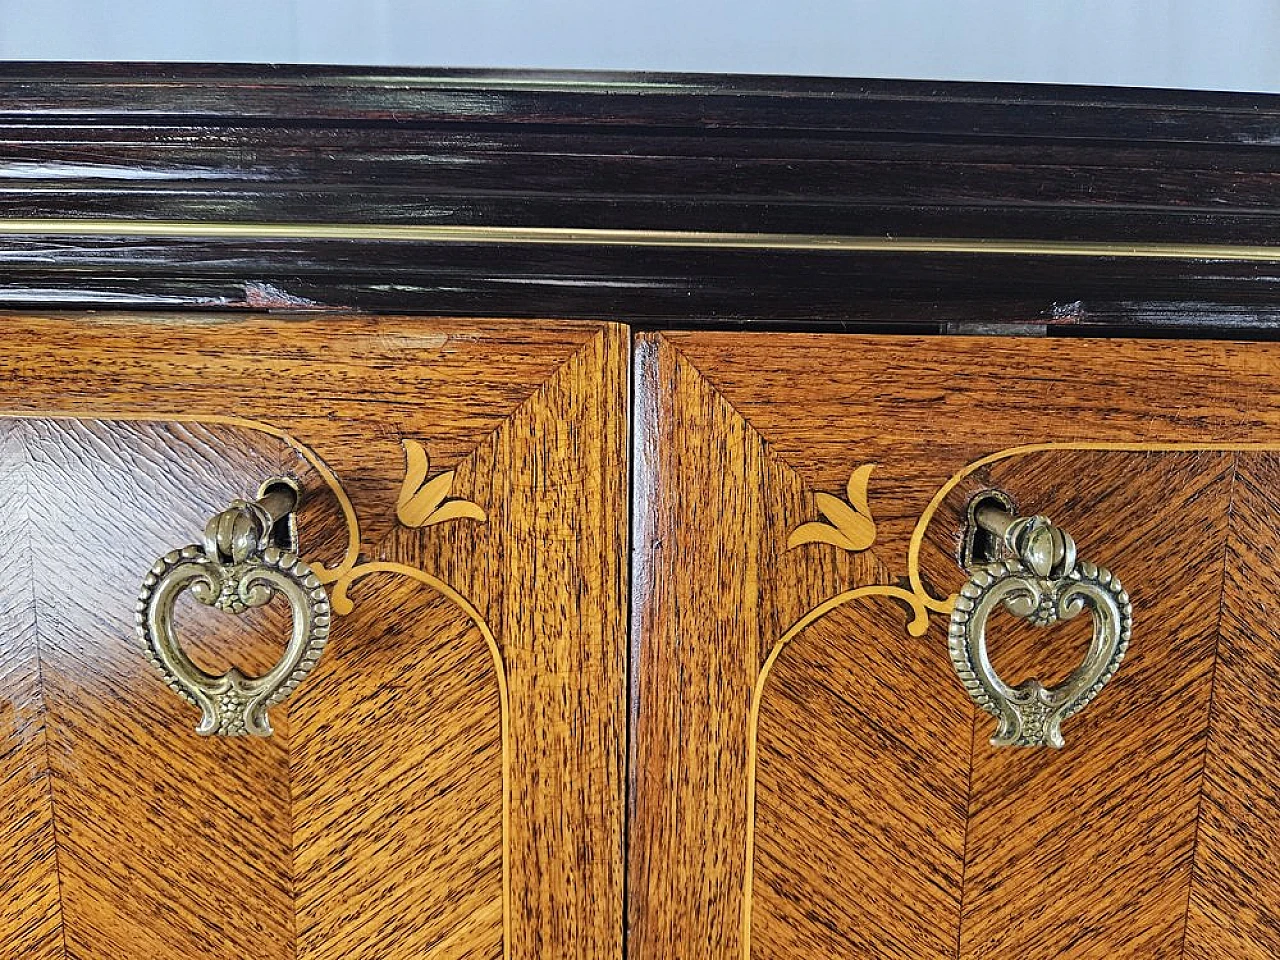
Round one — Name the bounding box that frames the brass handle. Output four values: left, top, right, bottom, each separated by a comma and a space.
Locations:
135, 478, 331, 737
948, 494, 1132, 748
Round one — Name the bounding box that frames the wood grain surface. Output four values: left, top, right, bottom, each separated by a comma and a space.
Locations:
1181, 454, 1280, 960
0, 423, 63, 960
1, 67, 1280, 329
958, 450, 1232, 960
631, 331, 1280, 959
0, 314, 627, 960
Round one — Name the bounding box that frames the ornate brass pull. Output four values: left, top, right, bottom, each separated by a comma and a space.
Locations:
135, 478, 331, 737
949, 494, 1132, 748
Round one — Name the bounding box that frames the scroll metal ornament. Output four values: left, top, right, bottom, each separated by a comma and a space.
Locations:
135, 480, 331, 737
948, 500, 1132, 748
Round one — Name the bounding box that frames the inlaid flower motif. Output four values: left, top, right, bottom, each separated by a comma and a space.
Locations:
396, 439, 488, 528
787, 462, 878, 552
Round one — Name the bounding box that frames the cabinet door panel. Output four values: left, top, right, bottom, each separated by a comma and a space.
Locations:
0, 315, 628, 960
630, 331, 1280, 959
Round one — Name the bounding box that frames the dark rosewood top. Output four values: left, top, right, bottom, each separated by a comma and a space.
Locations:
3, 63, 1280, 332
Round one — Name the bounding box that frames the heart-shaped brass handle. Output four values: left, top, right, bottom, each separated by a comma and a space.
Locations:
948, 495, 1132, 748
135, 479, 331, 737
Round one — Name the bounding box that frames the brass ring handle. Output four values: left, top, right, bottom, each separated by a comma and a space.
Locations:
948, 494, 1132, 748
135, 478, 331, 737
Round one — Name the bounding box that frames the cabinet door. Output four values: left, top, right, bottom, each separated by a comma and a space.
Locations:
0, 315, 627, 960
631, 331, 1280, 959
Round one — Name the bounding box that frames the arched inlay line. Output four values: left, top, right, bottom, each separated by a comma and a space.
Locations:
330, 561, 511, 957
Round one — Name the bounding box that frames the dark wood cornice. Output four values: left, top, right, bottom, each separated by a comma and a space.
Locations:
0, 64, 1278, 332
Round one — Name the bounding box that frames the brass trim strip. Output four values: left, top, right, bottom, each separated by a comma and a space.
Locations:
0, 218, 1278, 260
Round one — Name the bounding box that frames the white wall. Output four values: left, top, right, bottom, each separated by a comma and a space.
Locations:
0, 0, 1276, 93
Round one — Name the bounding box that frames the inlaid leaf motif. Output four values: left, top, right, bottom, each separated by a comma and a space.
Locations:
787, 463, 878, 552
396, 439, 488, 528
422, 499, 487, 525
788, 521, 861, 551
845, 461, 875, 515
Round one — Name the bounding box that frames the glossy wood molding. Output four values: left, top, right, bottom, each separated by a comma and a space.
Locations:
0, 314, 628, 960
1, 65, 1280, 328
630, 331, 1280, 959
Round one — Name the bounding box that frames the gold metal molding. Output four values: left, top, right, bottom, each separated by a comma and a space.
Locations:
1, 217, 1279, 261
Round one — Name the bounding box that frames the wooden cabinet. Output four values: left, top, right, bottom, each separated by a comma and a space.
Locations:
4, 65, 1280, 960
631, 331, 1280, 959
0, 315, 628, 960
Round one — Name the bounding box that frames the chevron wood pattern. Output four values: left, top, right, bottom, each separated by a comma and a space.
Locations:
631, 331, 1280, 959
957, 450, 1233, 960
0, 422, 62, 960
1181, 454, 1280, 960
0, 315, 628, 960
